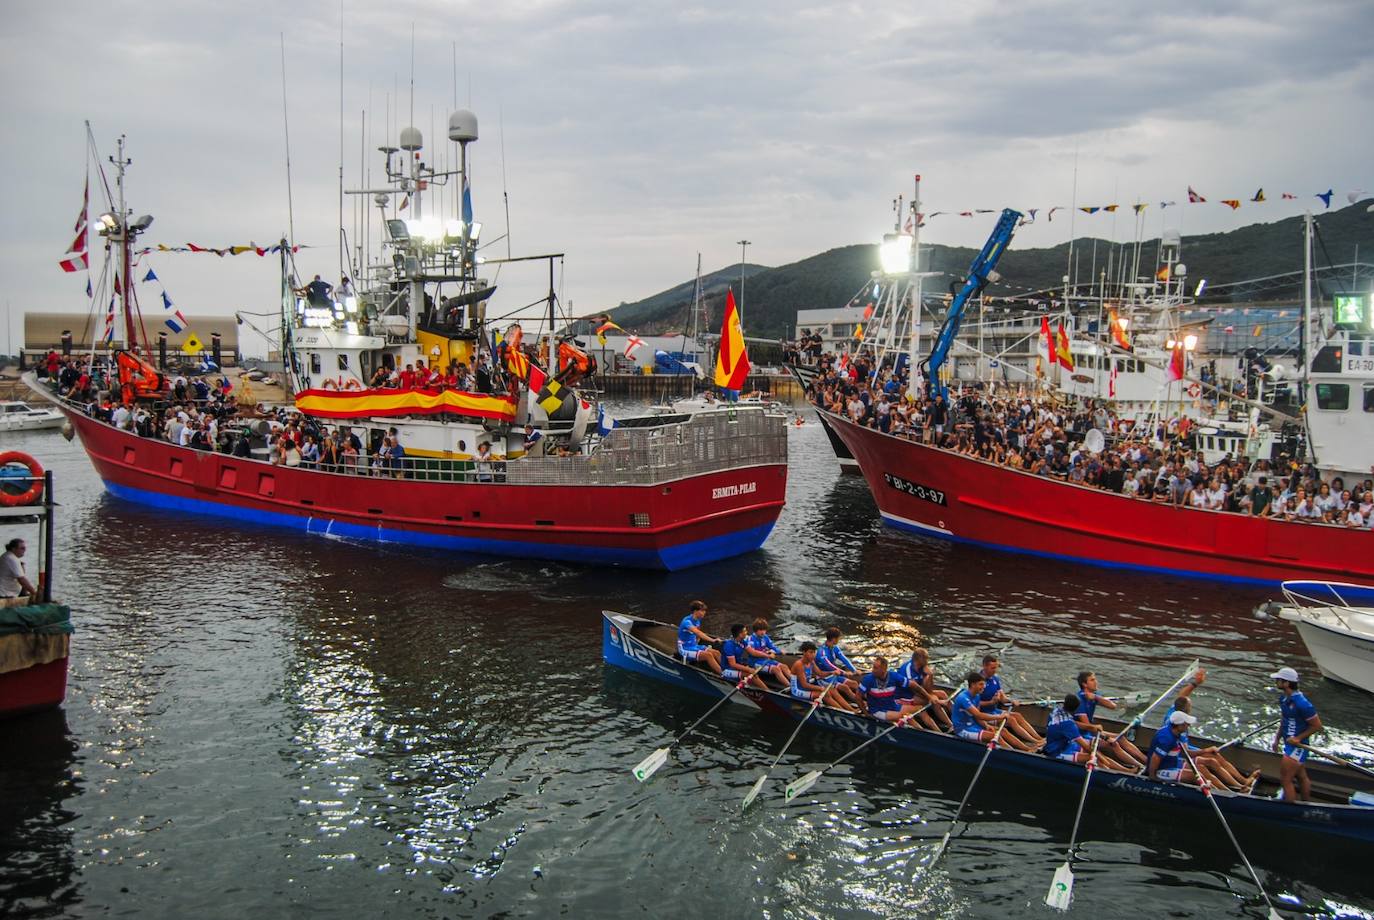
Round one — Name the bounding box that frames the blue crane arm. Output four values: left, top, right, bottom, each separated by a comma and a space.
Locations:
919, 208, 1022, 401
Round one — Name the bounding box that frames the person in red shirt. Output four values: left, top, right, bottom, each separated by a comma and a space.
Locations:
398, 364, 416, 390
414, 360, 431, 389
45, 351, 60, 377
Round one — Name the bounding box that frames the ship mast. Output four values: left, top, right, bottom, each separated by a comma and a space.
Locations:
93, 136, 155, 354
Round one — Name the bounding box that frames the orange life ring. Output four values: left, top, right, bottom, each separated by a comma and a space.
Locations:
0, 451, 44, 507
1186, 382, 1201, 398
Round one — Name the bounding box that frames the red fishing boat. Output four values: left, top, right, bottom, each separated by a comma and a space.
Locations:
823, 409, 1373, 586
33, 120, 786, 571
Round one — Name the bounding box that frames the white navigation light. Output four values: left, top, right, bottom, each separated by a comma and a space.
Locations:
879, 233, 913, 275
1183, 333, 1199, 351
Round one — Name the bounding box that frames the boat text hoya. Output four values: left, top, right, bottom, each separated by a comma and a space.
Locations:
712, 481, 758, 500
883, 472, 947, 506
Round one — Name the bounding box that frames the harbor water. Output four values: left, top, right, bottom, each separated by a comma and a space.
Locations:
2, 419, 1372, 919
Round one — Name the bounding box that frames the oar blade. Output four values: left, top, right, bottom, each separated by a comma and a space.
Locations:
632, 747, 670, 783
785, 770, 823, 802
742, 772, 769, 808
1045, 863, 1074, 911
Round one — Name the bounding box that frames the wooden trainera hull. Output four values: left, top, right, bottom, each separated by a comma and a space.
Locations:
822, 409, 1374, 586
602, 611, 1374, 844
58, 409, 786, 571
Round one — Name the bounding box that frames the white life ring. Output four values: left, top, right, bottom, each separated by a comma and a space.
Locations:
1186, 382, 1201, 398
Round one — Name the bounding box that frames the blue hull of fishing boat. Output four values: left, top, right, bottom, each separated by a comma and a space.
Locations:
602, 611, 1374, 844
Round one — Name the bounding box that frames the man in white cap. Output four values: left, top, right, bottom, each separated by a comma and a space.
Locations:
1271, 666, 1321, 802
1146, 709, 1224, 786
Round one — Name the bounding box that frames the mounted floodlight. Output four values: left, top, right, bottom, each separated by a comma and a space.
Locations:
1183, 333, 1199, 351
469, 222, 482, 241
445, 219, 464, 239
98, 213, 118, 231
1194, 279, 1208, 297
130, 214, 154, 232
1166, 338, 1177, 349
385, 219, 410, 242
343, 295, 359, 314
879, 232, 913, 275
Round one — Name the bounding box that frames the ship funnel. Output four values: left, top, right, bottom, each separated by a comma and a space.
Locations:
399, 126, 423, 152
448, 110, 478, 143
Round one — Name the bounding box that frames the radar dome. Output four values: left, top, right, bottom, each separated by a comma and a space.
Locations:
399, 126, 423, 152
448, 110, 478, 143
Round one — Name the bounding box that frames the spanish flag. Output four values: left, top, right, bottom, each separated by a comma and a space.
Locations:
1055, 322, 1074, 371
1107, 308, 1132, 350
714, 289, 750, 391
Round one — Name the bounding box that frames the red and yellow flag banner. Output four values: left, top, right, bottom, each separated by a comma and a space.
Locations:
714, 289, 751, 390
294, 387, 518, 421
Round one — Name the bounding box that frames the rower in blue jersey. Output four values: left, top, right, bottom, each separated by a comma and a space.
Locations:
744, 618, 791, 688
859, 657, 939, 729
1147, 710, 1200, 783
1271, 666, 1323, 802
951, 671, 1038, 751
1167, 696, 1259, 791
897, 647, 952, 730
976, 654, 1043, 748
788, 642, 856, 711
720, 623, 767, 689
813, 627, 862, 708
1074, 671, 1147, 768
1147, 710, 1227, 786
1044, 694, 1131, 768
676, 600, 722, 675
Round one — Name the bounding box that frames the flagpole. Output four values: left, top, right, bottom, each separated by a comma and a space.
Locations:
736, 240, 751, 325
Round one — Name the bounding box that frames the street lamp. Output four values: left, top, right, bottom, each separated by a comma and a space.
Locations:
737, 239, 751, 319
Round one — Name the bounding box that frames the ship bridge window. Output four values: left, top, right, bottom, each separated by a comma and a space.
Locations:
338, 353, 350, 371
310, 353, 321, 374
1315, 383, 1349, 411
1364, 383, 1374, 413
1312, 345, 1343, 374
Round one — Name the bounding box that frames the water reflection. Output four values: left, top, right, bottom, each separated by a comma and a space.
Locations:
0, 709, 80, 919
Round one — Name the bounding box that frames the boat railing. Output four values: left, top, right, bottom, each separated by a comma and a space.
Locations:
1280, 580, 1374, 629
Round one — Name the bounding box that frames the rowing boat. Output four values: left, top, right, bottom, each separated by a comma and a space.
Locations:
602, 611, 1374, 843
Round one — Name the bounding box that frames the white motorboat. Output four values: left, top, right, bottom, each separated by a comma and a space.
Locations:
1279, 581, 1374, 694
0, 401, 65, 433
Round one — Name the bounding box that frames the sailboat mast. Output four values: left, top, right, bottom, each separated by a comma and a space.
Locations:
905, 173, 923, 402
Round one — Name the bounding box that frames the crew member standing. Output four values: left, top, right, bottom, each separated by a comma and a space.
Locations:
1271, 666, 1322, 802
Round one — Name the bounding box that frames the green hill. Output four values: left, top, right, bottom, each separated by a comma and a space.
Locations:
606, 200, 1374, 339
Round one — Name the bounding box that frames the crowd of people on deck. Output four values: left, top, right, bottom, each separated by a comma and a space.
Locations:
676, 602, 1326, 804
805, 350, 1374, 530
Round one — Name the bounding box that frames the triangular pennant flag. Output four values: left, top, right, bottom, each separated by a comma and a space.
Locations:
1187, 186, 1205, 203
161, 291, 173, 310
1251, 188, 1265, 203
143, 268, 158, 282
1220, 199, 1241, 210
1316, 189, 1334, 209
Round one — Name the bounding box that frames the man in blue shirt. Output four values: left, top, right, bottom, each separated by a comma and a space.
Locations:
977, 654, 1043, 748
813, 627, 862, 709
1271, 666, 1322, 802
951, 672, 1037, 751
858, 657, 937, 729
789, 642, 857, 712
1075, 671, 1147, 768
1046, 695, 1132, 769
677, 600, 722, 675
1147, 710, 1199, 783
744, 618, 791, 688
896, 647, 952, 730
720, 623, 765, 689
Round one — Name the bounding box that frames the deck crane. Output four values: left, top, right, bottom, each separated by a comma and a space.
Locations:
918, 208, 1022, 401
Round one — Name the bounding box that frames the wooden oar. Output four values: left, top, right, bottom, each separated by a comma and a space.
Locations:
632, 668, 758, 783
742, 697, 823, 807
1292, 741, 1374, 779
1045, 733, 1102, 911
1108, 658, 1200, 745
1024, 691, 1150, 709
1214, 718, 1282, 753
784, 702, 935, 802
926, 720, 1007, 867
1181, 747, 1282, 920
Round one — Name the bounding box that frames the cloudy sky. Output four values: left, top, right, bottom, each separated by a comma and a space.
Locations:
4, 0, 1371, 353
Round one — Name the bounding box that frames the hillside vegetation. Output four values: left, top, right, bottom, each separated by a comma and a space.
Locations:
605, 200, 1374, 338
